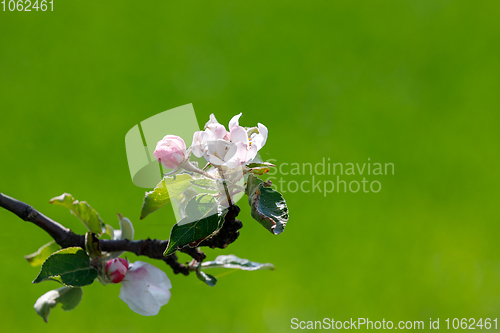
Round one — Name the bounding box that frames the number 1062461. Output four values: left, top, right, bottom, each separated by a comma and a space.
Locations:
1, 0, 53, 11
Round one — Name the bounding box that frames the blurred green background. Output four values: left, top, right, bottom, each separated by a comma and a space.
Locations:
1, 0, 500, 332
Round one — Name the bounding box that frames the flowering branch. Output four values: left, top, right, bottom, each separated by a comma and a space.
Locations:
0, 192, 241, 275
3, 112, 287, 321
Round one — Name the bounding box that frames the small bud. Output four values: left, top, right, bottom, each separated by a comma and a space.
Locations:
105, 258, 129, 283
153, 135, 187, 169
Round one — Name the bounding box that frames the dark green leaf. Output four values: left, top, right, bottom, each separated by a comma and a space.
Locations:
245, 174, 264, 197
196, 268, 217, 287
164, 194, 226, 256
140, 174, 194, 219
33, 247, 98, 287
201, 254, 275, 271
34, 286, 83, 322
50, 193, 104, 235
25, 241, 61, 267
246, 174, 289, 235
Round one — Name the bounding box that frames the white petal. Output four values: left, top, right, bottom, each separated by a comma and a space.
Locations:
215, 140, 237, 161
148, 283, 171, 306
204, 113, 221, 129
228, 113, 242, 131
118, 262, 172, 316
192, 131, 209, 158
229, 125, 249, 145
206, 153, 225, 166
128, 261, 172, 288
225, 142, 248, 169
119, 279, 161, 316
204, 143, 225, 165
250, 123, 268, 151
206, 123, 228, 141
258, 123, 268, 145
245, 144, 258, 164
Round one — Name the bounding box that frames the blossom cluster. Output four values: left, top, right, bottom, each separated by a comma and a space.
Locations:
103, 114, 267, 316
153, 113, 267, 172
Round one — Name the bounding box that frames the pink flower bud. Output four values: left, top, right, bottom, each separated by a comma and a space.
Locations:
153, 135, 187, 169
105, 258, 129, 283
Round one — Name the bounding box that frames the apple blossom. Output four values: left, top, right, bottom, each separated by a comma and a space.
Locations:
104, 259, 172, 316
119, 261, 172, 316
192, 113, 267, 168
105, 258, 129, 283
153, 135, 187, 169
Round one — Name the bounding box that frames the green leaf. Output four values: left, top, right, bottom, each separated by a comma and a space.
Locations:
246, 162, 276, 168
25, 241, 61, 267
201, 254, 275, 271
196, 267, 217, 287
33, 247, 98, 287
140, 174, 194, 219
101, 224, 115, 240
246, 174, 289, 235
248, 166, 270, 175
50, 193, 104, 235
34, 286, 83, 323
245, 174, 264, 197
164, 194, 226, 256
190, 178, 218, 191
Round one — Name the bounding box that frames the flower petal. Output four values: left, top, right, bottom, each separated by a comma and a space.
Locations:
225, 142, 249, 169
229, 125, 249, 145
228, 113, 242, 131
119, 279, 161, 316
206, 124, 227, 141
127, 261, 172, 287
148, 283, 171, 306
204, 113, 220, 129
118, 261, 172, 316
250, 123, 268, 151
246, 144, 258, 164
192, 131, 210, 158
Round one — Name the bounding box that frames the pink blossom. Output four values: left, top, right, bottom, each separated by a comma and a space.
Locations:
105, 258, 129, 283
153, 135, 187, 169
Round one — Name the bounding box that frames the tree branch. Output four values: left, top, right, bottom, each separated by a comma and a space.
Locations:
0, 193, 242, 275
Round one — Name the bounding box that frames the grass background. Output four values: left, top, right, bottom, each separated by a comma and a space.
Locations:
1, 0, 499, 331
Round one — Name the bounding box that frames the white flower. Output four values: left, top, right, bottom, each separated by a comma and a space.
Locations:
118, 261, 172, 316
191, 113, 267, 168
